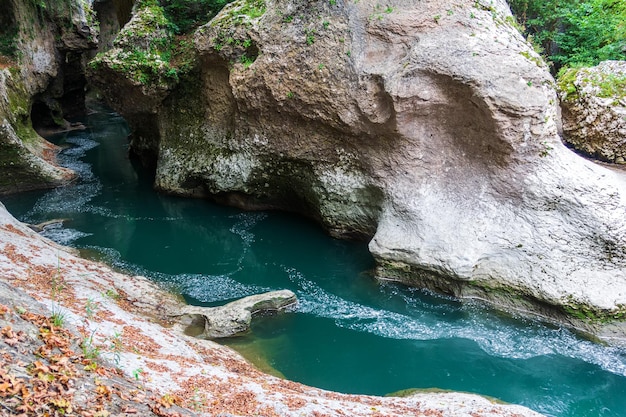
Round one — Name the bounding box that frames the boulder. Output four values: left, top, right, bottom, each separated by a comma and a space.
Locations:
177, 290, 296, 339
89, 0, 626, 341
557, 60, 626, 164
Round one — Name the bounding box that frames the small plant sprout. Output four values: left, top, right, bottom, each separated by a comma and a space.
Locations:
306, 30, 315, 45
286, 91, 295, 99
323, 20, 330, 29
540, 141, 553, 157
240, 54, 254, 68
81, 329, 101, 360
109, 331, 123, 367
132, 367, 144, 381
318, 63, 325, 70
85, 298, 100, 319
192, 388, 205, 412
50, 258, 66, 300
434, 14, 441, 23
51, 308, 66, 328
103, 289, 120, 301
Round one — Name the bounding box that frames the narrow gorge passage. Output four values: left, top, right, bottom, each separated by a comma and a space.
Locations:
3, 106, 626, 417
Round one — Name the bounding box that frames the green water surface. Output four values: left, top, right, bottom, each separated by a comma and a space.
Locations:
2, 107, 626, 417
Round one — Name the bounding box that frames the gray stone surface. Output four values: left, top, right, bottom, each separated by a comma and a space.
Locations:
177, 290, 297, 339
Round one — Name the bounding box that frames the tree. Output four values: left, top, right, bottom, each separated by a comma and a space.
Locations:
508, 0, 626, 71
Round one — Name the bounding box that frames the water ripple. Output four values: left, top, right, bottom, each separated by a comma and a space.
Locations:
284, 266, 626, 377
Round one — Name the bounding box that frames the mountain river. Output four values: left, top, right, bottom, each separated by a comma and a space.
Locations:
2, 107, 626, 417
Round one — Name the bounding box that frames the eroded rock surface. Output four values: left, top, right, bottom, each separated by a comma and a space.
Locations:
88, 0, 626, 340
558, 60, 626, 163
178, 289, 296, 338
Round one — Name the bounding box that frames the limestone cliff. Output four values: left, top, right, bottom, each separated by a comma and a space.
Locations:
0, 0, 98, 194
88, 0, 626, 341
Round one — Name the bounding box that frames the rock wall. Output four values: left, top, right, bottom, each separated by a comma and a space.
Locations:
88, 0, 626, 341
0, 0, 98, 194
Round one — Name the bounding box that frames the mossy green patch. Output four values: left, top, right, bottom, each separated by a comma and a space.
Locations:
519, 50, 544, 68
210, 0, 266, 28
89, 1, 204, 88
562, 297, 626, 324
594, 73, 626, 99
4, 75, 40, 146
557, 65, 626, 102
556, 67, 581, 101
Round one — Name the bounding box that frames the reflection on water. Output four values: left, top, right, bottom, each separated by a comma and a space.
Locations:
3, 105, 626, 417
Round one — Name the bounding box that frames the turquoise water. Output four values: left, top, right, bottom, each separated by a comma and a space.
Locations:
2, 108, 626, 417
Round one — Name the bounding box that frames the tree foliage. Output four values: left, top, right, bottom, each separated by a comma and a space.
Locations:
160, 0, 232, 33
508, 0, 626, 70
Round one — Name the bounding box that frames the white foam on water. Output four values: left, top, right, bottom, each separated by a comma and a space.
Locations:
25, 135, 101, 220
168, 273, 271, 304
229, 212, 267, 244
83, 245, 270, 304
85, 205, 182, 221
228, 212, 268, 268
284, 266, 626, 377
40, 223, 92, 245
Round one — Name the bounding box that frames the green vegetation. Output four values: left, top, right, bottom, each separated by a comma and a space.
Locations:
50, 309, 66, 327
507, 0, 626, 71
239, 53, 254, 68
557, 65, 626, 103
210, 28, 258, 68
90, 1, 201, 87
161, 0, 232, 33
563, 302, 626, 323
305, 29, 315, 45
0, 23, 18, 59
81, 329, 101, 360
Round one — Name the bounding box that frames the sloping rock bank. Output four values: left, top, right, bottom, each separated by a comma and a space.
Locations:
0, 203, 543, 416
89, 0, 626, 341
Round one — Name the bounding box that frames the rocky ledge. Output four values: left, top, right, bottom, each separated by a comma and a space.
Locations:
177, 289, 297, 339
0, 202, 543, 416
88, 0, 626, 341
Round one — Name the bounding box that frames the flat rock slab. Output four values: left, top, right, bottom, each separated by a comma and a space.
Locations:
177, 290, 297, 339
